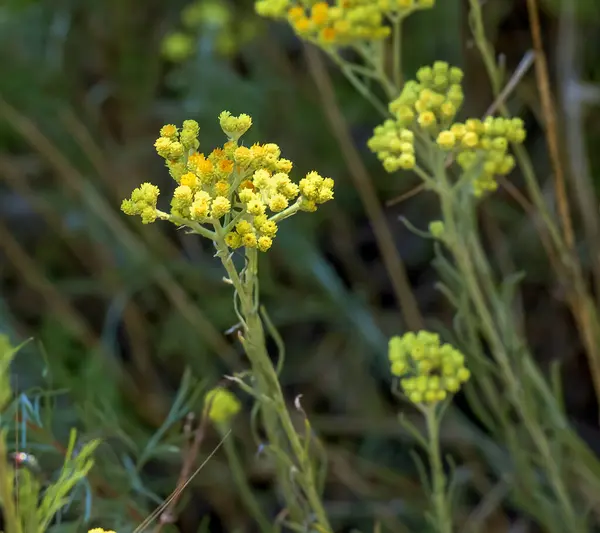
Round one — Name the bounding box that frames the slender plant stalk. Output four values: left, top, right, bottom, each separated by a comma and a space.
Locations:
432, 153, 584, 532
423, 407, 452, 533
213, 232, 331, 532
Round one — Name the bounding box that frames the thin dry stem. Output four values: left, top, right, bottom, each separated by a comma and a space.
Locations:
526, 0, 574, 248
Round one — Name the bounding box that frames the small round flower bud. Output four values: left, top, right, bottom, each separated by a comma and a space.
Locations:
154, 137, 173, 158
429, 220, 445, 238
398, 153, 416, 170
436, 131, 456, 150
418, 111, 436, 128
461, 131, 479, 149
236, 220, 253, 235
269, 194, 288, 212
169, 141, 184, 159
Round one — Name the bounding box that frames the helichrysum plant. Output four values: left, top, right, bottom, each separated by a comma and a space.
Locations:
122, 113, 334, 531
389, 332, 469, 533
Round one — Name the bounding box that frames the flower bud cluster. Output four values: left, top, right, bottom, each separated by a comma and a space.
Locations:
436, 116, 526, 196
388, 331, 470, 405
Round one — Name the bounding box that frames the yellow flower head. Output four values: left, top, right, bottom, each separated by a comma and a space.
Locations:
257, 235, 273, 252
160, 124, 178, 139
210, 196, 231, 219
225, 231, 243, 249
180, 172, 198, 188
154, 136, 173, 159
311, 2, 329, 25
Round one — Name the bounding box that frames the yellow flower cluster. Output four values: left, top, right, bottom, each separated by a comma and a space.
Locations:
436, 116, 526, 196
205, 387, 241, 423
121, 113, 334, 252
388, 331, 470, 405
255, 0, 435, 47
89, 529, 115, 533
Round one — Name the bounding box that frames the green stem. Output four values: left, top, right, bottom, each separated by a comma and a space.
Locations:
213, 231, 331, 531
434, 158, 582, 532
221, 428, 273, 533
269, 201, 301, 224
424, 407, 452, 533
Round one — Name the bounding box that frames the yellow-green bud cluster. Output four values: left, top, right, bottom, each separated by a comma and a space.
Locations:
219, 111, 253, 141
204, 387, 241, 424
121, 112, 334, 253
388, 331, 470, 405
368, 62, 464, 173
255, 0, 434, 47
389, 62, 464, 131
367, 120, 415, 171
120, 183, 160, 224
437, 116, 526, 196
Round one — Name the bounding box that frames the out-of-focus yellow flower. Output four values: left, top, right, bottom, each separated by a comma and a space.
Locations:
205, 388, 241, 424
161, 32, 194, 62
388, 331, 470, 405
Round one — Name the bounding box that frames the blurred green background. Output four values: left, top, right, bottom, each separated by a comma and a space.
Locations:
2, 0, 600, 531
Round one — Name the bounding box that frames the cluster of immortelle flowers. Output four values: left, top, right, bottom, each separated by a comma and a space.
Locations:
368, 61, 527, 196
255, 0, 435, 46
389, 331, 470, 404
121, 112, 334, 251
